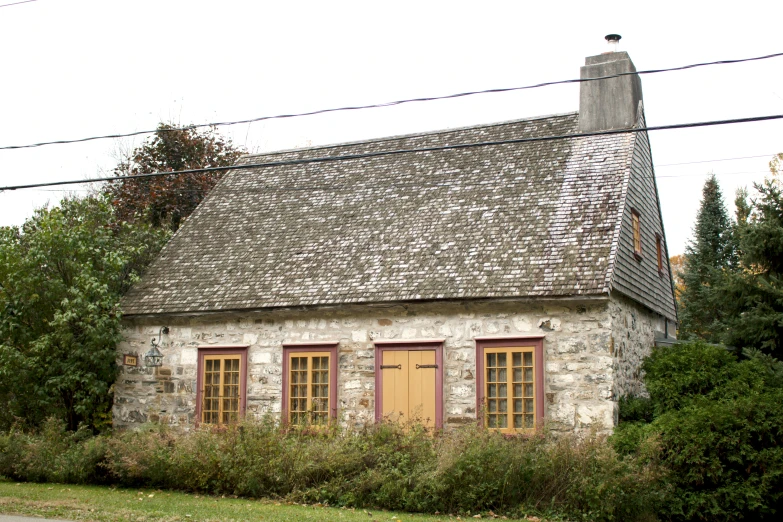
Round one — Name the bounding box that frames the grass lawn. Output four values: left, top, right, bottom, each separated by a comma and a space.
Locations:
0, 480, 531, 522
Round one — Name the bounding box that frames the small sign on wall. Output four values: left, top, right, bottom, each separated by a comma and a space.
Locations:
123, 354, 138, 367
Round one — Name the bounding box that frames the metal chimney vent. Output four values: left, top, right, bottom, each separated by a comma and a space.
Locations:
605, 34, 621, 52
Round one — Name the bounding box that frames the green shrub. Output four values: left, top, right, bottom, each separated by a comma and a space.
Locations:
2, 417, 664, 521
0, 417, 110, 484
615, 342, 783, 521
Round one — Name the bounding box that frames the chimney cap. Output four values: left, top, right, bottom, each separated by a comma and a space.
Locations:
605, 34, 622, 43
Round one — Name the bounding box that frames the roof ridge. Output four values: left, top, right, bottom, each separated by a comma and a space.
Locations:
240, 112, 579, 160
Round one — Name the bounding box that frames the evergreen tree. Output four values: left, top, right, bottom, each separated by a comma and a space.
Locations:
721, 179, 783, 356
678, 174, 733, 341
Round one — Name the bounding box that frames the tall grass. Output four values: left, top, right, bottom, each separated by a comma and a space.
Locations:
0, 417, 665, 521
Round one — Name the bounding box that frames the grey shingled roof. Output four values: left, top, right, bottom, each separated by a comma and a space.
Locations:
121, 113, 639, 315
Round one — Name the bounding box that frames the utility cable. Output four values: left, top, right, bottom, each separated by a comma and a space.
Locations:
655, 154, 776, 167
1, 113, 782, 192
1, 51, 782, 152
0, 0, 38, 8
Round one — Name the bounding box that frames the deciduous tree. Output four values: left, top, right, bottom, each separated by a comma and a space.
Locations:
0, 196, 169, 431
106, 124, 245, 231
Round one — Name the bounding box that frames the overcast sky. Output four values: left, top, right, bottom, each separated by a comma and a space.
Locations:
1, 0, 781, 256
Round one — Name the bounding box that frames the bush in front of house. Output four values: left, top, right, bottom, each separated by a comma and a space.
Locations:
0, 417, 664, 521
612, 342, 783, 521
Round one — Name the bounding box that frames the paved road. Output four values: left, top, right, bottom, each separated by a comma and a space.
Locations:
0, 515, 68, 522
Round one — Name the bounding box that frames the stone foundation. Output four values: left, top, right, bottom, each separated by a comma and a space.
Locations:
114, 295, 664, 433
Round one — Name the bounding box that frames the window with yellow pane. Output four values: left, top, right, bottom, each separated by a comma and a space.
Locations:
196, 347, 248, 426
282, 344, 338, 426
476, 337, 544, 433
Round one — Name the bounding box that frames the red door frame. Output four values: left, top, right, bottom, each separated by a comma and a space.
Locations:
374, 339, 444, 429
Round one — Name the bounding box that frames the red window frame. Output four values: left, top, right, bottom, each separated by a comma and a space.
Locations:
656, 233, 664, 276
195, 345, 249, 427
475, 336, 545, 431
282, 342, 339, 424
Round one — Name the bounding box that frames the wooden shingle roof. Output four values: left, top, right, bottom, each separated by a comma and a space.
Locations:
121, 113, 660, 316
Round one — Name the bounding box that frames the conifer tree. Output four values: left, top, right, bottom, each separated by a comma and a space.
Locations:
678, 174, 733, 341
721, 179, 783, 356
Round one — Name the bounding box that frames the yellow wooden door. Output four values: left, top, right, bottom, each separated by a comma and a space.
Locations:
381, 350, 436, 428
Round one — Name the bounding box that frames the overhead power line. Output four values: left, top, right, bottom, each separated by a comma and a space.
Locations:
0, 0, 38, 8
656, 154, 777, 167
1, 51, 782, 152
1, 113, 782, 193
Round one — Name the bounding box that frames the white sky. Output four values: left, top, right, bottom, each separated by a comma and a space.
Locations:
1, 0, 781, 256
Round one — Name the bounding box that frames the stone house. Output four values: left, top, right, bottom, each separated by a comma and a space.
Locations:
114, 47, 677, 433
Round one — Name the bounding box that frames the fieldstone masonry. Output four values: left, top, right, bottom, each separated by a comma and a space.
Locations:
114, 294, 664, 433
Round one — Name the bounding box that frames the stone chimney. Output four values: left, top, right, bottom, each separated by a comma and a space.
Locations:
578, 35, 644, 132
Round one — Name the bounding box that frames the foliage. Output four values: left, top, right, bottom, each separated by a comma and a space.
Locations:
0, 196, 169, 431
613, 342, 783, 521
677, 175, 735, 342
0, 419, 665, 521
720, 180, 783, 355
105, 123, 245, 231
669, 254, 684, 300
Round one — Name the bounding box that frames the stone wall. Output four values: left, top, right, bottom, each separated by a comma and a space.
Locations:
114, 296, 658, 433
609, 292, 669, 407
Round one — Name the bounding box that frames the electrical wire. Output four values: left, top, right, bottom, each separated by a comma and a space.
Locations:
1, 113, 781, 192
2, 51, 782, 152
0, 0, 37, 8
655, 154, 777, 167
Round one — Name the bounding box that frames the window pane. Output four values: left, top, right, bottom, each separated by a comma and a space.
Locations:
482, 347, 538, 432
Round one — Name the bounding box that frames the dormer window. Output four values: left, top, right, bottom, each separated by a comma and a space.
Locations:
632, 210, 642, 259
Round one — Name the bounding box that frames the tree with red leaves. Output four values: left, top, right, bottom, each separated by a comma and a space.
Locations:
106, 124, 245, 231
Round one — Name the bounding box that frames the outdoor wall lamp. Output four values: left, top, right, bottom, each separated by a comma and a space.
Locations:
144, 326, 169, 367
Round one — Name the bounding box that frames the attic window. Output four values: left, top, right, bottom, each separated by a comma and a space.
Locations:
656, 234, 664, 276
631, 210, 642, 259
